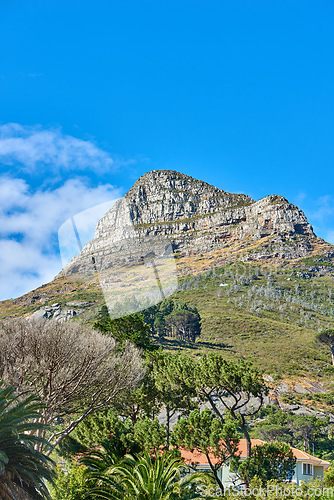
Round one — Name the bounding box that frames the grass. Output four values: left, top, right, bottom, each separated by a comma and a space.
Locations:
1, 246, 334, 387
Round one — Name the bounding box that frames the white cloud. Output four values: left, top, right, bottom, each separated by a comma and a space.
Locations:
326, 230, 334, 245
0, 239, 61, 301
298, 194, 334, 245
0, 176, 120, 300
0, 123, 114, 173
311, 195, 334, 222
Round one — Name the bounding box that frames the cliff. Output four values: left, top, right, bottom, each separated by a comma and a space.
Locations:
62, 169, 316, 278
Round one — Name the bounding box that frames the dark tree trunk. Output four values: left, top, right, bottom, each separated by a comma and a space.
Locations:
330, 344, 334, 366
240, 422, 252, 457
166, 404, 170, 450
207, 454, 224, 496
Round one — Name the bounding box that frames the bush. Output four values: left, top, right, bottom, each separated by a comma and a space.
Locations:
49, 463, 91, 500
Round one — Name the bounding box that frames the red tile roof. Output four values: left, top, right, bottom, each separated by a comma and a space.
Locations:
179, 439, 331, 469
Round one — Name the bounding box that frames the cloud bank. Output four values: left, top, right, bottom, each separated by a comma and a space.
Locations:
308, 195, 334, 245
0, 123, 114, 173
0, 177, 120, 300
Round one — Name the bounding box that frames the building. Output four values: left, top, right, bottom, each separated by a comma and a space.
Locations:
180, 439, 331, 487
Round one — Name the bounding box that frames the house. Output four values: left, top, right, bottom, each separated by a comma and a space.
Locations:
180, 439, 331, 488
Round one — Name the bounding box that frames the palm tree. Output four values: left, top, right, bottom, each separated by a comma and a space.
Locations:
0, 382, 55, 499
117, 451, 212, 500
80, 441, 125, 498
82, 445, 213, 499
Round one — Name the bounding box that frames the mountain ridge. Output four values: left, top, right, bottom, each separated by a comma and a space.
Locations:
1, 169, 334, 388
62, 169, 318, 280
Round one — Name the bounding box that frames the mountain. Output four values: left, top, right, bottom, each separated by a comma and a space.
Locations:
1, 170, 334, 392
62, 169, 318, 279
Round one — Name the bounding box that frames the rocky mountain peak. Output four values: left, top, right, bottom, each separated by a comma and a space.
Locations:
94, 170, 253, 239
63, 170, 317, 279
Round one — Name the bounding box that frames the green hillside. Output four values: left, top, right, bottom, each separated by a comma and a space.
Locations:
1, 247, 334, 388
170, 261, 334, 378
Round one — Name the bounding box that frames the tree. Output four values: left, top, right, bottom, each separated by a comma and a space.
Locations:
162, 353, 267, 457
151, 351, 198, 450
133, 417, 166, 455
0, 383, 55, 500
317, 329, 334, 365
73, 409, 139, 455
253, 407, 330, 456
83, 448, 212, 499
153, 311, 166, 339
288, 415, 327, 453
112, 356, 161, 424
254, 407, 293, 444
172, 408, 240, 496
165, 310, 201, 342
72, 410, 165, 457
0, 319, 144, 454
94, 306, 158, 351
142, 298, 201, 342
236, 442, 296, 485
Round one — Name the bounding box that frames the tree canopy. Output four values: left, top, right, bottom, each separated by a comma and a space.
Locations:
236, 442, 296, 485
143, 298, 202, 343
172, 408, 240, 495
157, 352, 267, 457
94, 306, 158, 351
316, 329, 334, 365
0, 318, 144, 453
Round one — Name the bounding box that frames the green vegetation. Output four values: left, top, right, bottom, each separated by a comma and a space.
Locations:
142, 297, 202, 343
158, 352, 267, 457
236, 442, 296, 485
49, 463, 89, 500
94, 305, 158, 350
80, 447, 212, 499
65, 409, 166, 456
317, 329, 334, 365
0, 383, 55, 499
1, 253, 334, 497
252, 406, 334, 461
172, 409, 239, 494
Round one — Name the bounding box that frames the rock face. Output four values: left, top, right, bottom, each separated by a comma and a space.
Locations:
62, 170, 316, 277
29, 302, 87, 323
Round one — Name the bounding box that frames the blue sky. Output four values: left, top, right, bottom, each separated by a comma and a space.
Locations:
0, 0, 333, 300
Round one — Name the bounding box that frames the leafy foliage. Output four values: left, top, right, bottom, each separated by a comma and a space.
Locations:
94, 306, 158, 350
172, 408, 240, 494
0, 382, 55, 500
73, 409, 139, 454
151, 350, 198, 449
236, 442, 296, 485
253, 406, 333, 460
49, 463, 90, 500
143, 298, 202, 342
82, 447, 212, 499
60, 410, 166, 458
158, 352, 267, 456
112, 355, 161, 423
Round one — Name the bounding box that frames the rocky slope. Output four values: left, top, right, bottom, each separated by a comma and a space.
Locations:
1, 170, 334, 398
62, 170, 316, 279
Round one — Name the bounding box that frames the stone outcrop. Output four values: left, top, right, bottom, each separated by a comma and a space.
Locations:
29, 302, 87, 323
61, 170, 316, 277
